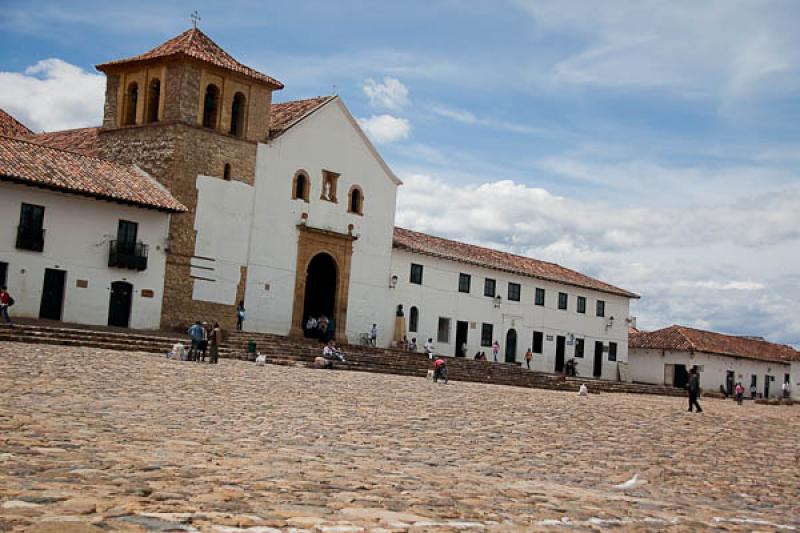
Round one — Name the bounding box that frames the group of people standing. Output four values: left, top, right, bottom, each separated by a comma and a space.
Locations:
179, 320, 221, 364
304, 315, 336, 342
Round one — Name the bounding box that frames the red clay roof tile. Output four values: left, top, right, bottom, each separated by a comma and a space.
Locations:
0, 108, 34, 137
27, 127, 99, 157
269, 96, 335, 138
96, 28, 283, 89
392, 227, 639, 298
0, 135, 186, 212
630, 325, 798, 363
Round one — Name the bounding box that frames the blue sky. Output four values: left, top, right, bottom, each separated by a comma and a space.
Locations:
2, 0, 799, 346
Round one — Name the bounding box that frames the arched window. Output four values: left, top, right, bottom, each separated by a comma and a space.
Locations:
223, 164, 232, 181
347, 185, 364, 215
229, 92, 246, 137
146, 78, 160, 123
292, 170, 310, 202
409, 306, 419, 333
124, 82, 138, 126
202, 84, 220, 129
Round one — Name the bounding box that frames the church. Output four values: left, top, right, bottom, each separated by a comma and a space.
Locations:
0, 28, 638, 379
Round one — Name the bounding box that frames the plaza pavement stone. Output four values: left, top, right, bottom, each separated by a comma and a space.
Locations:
0, 341, 798, 532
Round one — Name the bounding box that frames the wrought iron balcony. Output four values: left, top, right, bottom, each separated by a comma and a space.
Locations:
109, 240, 148, 271
16, 225, 45, 252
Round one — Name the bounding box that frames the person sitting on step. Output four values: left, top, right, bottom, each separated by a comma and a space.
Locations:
323, 340, 346, 363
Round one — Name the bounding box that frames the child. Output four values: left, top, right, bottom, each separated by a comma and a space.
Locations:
734, 382, 744, 405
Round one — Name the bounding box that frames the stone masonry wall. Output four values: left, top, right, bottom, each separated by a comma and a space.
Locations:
98, 122, 257, 331
102, 74, 120, 129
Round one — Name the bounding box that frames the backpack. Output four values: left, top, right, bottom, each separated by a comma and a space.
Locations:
7, 296, 14, 307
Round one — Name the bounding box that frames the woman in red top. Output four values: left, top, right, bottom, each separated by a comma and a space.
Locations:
0, 286, 12, 325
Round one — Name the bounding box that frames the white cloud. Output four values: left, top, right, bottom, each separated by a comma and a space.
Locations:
357, 114, 410, 144
395, 173, 800, 346
512, 0, 800, 101
428, 104, 548, 136
362, 76, 409, 111
0, 59, 105, 132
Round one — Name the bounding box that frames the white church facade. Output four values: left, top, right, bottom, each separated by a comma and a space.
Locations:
0, 28, 642, 380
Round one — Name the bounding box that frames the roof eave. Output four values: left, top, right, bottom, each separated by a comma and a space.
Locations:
392, 241, 638, 299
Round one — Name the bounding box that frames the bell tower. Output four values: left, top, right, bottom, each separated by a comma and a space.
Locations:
94, 27, 283, 329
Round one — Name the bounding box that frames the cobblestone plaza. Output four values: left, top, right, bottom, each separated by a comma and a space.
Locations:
1, 342, 798, 532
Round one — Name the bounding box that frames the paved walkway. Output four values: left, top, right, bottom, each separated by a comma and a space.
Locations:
1, 342, 798, 532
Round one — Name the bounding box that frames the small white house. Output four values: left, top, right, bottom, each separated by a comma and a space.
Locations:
0, 135, 185, 329
629, 325, 798, 398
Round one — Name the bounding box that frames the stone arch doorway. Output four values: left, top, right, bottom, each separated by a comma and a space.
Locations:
302, 252, 337, 326
290, 226, 355, 343
505, 328, 517, 363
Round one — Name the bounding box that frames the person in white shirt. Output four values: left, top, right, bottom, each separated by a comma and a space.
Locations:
783, 380, 791, 399
369, 323, 378, 346
424, 338, 435, 359
323, 340, 346, 362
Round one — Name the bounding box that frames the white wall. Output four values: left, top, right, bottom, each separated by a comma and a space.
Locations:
791, 360, 800, 400
0, 182, 171, 328
192, 175, 255, 305
246, 99, 399, 342
629, 348, 791, 398
389, 249, 632, 380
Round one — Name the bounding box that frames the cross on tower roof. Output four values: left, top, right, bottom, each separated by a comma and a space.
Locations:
190, 10, 201, 29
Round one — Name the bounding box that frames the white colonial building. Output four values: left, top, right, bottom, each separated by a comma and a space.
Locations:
0, 133, 184, 329
629, 325, 798, 398
0, 28, 642, 381
390, 229, 635, 378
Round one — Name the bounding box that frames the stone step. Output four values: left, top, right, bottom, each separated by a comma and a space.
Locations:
0, 323, 684, 396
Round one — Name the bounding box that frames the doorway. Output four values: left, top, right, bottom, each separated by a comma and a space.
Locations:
505, 328, 517, 363
39, 268, 66, 320
108, 281, 133, 327
673, 364, 689, 389
725, 370, 735, 396
455, 321, 468, 357
593, 341, 603, 377
555, 335, 566, 373
302, 253, 337, 328
764, 375, 771, 398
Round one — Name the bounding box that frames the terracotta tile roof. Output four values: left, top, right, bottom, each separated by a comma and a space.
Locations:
0, 108, 33, 137
96, 28, 283, 89
392, 227, 639, 299
26, 127, 99, 157
0, 135, 186, 212
630, 325, 799, 363
269, 96, 335, 138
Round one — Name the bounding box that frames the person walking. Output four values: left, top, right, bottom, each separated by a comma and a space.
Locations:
750, 383, 757, 400
208, 322, 221, 364
236, 301, 245, 331
734, 382, 744, 405
492, 340, 500, 362
433, 357, 448, 384
525, 348, 533, 369
0, 286, 12, 325
687, 367, 703, 413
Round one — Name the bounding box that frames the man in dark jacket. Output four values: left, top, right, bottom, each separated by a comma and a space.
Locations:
687, 367, 703, 413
